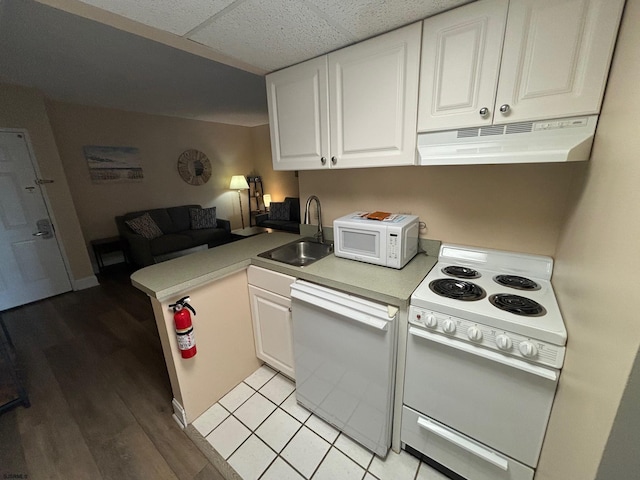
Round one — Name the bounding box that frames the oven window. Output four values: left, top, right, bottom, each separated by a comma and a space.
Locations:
342, 229, 379, 256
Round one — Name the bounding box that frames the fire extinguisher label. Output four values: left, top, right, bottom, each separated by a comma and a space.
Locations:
176, 328, 195, 350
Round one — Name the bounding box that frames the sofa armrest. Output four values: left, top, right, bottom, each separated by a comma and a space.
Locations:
115, 215, 155, 267
255, 213, 269, 226
216, 218, 231, 233
121, 232, 155, 267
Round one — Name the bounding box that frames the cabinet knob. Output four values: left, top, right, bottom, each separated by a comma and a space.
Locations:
479, 107, 490, 118
320, 156, 327, 165
499, 104, 511, 114
331, 156, 337, 165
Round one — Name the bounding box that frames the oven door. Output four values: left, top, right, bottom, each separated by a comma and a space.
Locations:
404, 326, 558, 468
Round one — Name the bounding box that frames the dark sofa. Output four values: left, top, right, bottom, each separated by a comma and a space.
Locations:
255, 197, 301, 233
116, 205, 231, 267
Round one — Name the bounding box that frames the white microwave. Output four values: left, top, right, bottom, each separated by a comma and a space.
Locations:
333, 213, 420, 269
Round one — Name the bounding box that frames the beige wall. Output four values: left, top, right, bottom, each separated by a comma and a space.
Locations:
299, 162, 582, 256
152, 269, 261, 423
250, 124, 299, 204
0, 83, 95, 283
45, 102, 298, 248
536, 0, 640, 478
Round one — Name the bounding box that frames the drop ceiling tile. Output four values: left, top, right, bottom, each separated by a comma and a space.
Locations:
188, 0, 352, 72
307, 0, 473, 38
77, 0, 236, 35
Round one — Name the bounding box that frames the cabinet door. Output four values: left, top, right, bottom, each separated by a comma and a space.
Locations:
248, 285, 295, 379
266, 56, 330, 171
494, 0, 625, 124
417, 0, 509, 131
328, 22, 422, 168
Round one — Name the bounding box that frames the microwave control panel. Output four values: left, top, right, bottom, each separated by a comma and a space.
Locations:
387, 234, 399, 260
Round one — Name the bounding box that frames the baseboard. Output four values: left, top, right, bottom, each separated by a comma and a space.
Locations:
72, 275, 99, 290
172, 398, 187, 428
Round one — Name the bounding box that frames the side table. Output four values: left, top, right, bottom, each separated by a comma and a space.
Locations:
91, 236, 129, 273
230, 226, 270, 241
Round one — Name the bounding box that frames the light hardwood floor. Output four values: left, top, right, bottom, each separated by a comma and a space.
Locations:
0, 268, 225, 480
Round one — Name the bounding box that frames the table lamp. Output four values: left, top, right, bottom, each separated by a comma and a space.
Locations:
263, 194, 272, 211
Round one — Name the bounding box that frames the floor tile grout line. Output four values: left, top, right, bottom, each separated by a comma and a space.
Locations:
202, 366, 433, 480
210, 384, 381, 479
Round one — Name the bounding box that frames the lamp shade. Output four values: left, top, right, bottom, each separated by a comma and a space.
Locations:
229, 175, 249, 190
263, 194, 272, 208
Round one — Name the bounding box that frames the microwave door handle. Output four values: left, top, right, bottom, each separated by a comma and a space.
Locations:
417, 417, 509, 471
408, 327, 558, 382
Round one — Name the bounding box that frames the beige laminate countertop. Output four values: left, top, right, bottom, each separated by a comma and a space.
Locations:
131, 232, 439, 307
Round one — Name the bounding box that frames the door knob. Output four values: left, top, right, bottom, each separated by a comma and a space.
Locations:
33, 219, 53, 239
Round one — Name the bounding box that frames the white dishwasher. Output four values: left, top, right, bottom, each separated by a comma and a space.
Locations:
290, 280, 398, 457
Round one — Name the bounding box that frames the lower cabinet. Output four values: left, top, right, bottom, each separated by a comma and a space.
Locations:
247, 266, 296, 379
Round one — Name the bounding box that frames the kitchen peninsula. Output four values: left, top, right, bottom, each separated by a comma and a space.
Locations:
130, 231, 439, 436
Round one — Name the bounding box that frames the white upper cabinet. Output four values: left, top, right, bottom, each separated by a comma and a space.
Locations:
266, 57, 330, 171
267, 23, 422, 170
418, 0, 509, 131
418, 0, 625, 131
328, 23, 422, 169
495, 0, 624, 124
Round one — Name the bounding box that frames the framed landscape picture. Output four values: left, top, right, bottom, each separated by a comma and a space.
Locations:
83, 146, 143, 183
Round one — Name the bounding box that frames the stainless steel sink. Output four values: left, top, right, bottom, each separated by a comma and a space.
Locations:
258, 238, 333, 267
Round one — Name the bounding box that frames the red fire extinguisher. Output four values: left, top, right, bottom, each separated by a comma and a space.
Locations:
169, 296, 197, 359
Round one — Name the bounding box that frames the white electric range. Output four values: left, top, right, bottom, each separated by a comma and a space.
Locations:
402, 244, 568, 480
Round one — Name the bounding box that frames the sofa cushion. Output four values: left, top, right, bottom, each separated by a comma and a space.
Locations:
167, 205, 200, 232
149, 234, 194, 256
269, 202, 290, 221
125, 212, 163, 239
284, 197, 301, 223
190, 207, 217, 229
182, 228, 229, 246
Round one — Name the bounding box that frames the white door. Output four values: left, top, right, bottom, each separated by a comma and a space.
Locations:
328, 22, 421, 169
266, 56, 330, 171
0, 131, 71, 310
248, 285, 295, 379
417, 0, 509, 131
494, 0, 625, 123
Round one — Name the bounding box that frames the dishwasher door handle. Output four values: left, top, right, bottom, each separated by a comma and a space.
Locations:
417, 417, 509, 471
291, 289, 390, 331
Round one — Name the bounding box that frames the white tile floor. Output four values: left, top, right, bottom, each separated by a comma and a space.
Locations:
192, 365, 451, 480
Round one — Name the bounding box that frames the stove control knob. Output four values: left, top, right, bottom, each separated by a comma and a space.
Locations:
425, 314, 438, 328
496, 334, 513, 351
467, 326, 483, 342
519, 341, 538, 358
442, 319, 456, 334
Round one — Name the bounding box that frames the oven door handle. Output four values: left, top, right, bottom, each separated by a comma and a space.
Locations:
408, 326, 558, 382
417, 416, 509, 471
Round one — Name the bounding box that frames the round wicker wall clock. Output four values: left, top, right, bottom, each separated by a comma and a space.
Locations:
177, 149, 212, 186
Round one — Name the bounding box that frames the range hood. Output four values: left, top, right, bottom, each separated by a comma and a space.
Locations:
418, 115, 598, 165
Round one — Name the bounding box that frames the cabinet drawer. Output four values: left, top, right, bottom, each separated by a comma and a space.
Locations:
401, 406, 533, 480
247, 266, 295, 297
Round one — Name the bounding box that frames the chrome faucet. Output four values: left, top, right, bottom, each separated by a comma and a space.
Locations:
304, 195, 324, 243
